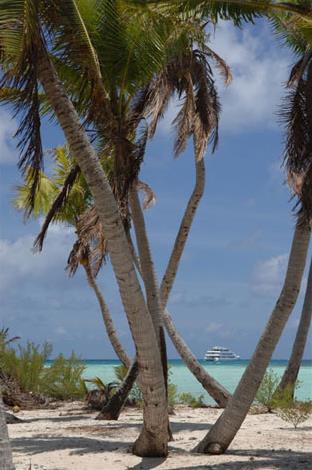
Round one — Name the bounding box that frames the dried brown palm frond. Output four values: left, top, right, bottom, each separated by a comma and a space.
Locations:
136, 180, 157, 209
104, 124, 149, 230
34, 165, 81, 251
204, 45, 233, 86
282, 49, 312, 220
128, 46, 222, 162
67, 206, 107, 278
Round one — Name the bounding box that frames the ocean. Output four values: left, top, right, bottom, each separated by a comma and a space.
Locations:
82, 359, 312, 405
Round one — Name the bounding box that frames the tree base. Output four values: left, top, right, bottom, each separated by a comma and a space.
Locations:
194, 441, 223, 454
132, 427, 168, 457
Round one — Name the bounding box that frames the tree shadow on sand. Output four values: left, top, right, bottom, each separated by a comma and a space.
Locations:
12, 434, 312, 470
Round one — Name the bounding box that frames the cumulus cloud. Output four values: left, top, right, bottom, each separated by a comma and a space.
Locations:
210, 22, 292, 132
0, 111, 18, 164
251, 254, 288, 295
158, 22, 292, 136
0, 223, 74, 293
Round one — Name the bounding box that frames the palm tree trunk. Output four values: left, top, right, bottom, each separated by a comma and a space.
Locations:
160, 157, 205, 306
100, 158, 227, 420
277, 256, 312, 396
194, 219, 310, 454
160, 157, 230, 407
129, 188, 168, 384
37, 50, 168, 457
82, 262, 131, 368
129, 187, 172, 439
0, 396, 15, 470
96, 361, 139, 420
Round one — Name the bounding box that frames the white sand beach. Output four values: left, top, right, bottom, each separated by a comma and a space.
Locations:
9, 402, 312, 470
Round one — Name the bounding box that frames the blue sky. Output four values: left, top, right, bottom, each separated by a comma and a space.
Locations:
0, 19, 311, 359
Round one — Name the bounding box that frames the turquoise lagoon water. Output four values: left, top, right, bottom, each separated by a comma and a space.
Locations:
82, 359, 312, 405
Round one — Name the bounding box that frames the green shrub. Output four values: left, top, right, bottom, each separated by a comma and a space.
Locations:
41, 353, 86, 400
0, 341, 52, 393
179, 392, 206, 408
255, 369, 280, 412
168, 383, 178, 408
0, 336, 86, 401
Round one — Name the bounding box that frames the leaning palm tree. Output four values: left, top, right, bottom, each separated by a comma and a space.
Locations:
193, 17, 312, 455
194, 217, 310, 454
0, 1, 169, 456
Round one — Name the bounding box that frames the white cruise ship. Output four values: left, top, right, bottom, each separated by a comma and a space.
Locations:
204, 346, 240, 362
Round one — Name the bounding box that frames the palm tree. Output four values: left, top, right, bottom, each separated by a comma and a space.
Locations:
193, 17, 312, 454
194, 218, 310, 454
0, 1, 169, 456
277, 256, 312, 396
0, 396, 15, 470
30, 8, 233, 408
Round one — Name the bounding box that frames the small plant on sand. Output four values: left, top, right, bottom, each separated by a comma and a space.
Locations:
84, 376, 119, 409
255, 369, 280, 412
179, 392, 206, 408
273, 385, 312, 429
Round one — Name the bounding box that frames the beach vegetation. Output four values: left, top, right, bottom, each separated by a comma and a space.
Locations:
179, 392, 207, 408
255, 369, 280, 412
0, 335, 85, 402
273, 385, 312, 428
1, 0, 312, 460
84, 376, 119, 410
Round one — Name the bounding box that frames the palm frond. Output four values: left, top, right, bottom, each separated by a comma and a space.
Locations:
281, 49, 312, 219
34, 165, 80, 251
67, 206, 108, 277
136, 180, 157, 209
0, 0, 44, 215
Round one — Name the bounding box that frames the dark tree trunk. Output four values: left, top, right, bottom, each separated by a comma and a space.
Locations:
96, 361, 139, 420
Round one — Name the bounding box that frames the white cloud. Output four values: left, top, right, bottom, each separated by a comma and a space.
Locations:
210, 22, 292, 133
0, 223, 74, 293
0, 111, 18, 164
251, 254, 288, 295
158, 22, 292, 136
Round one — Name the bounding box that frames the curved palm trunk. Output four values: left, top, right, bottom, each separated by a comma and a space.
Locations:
38, 50, 168, 457
0, 397, 15, 470
277, 256, 312, 396
194, 220, 310, 454
100, 157, 228, 420
83, 262, 131, 368
96, 361, 139, 420
160, 157, 230, 407
160, 157, 206, 306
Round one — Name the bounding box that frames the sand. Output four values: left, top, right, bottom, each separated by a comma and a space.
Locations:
8, 401, 312, 470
